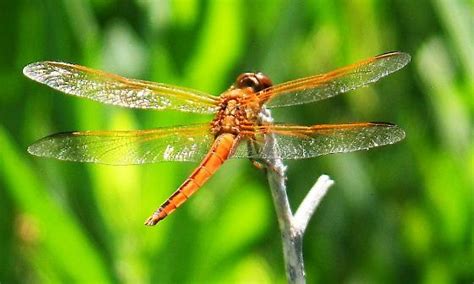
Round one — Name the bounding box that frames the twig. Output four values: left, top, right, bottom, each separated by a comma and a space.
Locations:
294, 175, 334, 234
259, 108, 334, 284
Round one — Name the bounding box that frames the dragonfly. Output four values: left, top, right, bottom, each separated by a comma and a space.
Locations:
24, 51, 410, 226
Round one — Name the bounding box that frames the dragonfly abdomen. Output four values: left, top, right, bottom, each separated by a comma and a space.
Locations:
144, 133, 236, 225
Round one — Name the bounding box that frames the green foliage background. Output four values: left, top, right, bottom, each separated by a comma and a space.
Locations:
0, 0, 472, 283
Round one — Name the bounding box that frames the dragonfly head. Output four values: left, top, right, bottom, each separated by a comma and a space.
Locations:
235, 72, 272, 93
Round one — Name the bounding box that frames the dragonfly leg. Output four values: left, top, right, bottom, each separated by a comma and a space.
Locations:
252, 160, 265, 170
249, 157, 286, 179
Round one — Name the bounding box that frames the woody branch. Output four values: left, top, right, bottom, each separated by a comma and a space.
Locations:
259, 108, 334, 284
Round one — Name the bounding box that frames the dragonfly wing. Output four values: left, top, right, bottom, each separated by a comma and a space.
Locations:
23, 62, 219, 113
259, 52, 410, 108
232, 122, 405, 159
28, 124, 214, 165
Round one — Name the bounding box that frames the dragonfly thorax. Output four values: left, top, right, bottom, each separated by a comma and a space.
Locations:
211, 88, 261, 137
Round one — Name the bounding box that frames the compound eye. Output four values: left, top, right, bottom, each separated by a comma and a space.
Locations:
236, 73, 260, 90
256, 73, 272, 90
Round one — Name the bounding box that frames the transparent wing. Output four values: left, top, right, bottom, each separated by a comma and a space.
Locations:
232, 122, 405, 159
28, 124, 214, 165
23, 61, 219, 113
257, 52, 410, 107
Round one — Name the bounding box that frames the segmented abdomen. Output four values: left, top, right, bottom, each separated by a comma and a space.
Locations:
144, 133, 236, 225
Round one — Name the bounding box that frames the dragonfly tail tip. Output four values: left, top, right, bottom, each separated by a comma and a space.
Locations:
144, 214, 162, 226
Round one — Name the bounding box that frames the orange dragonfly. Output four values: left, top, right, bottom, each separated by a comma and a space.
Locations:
24, 51, 410, 226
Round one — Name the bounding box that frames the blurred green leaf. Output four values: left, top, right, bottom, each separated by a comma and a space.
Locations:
0, 126, 110, 282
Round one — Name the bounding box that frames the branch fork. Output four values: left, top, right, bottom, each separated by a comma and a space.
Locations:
259, 108, 334, 284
